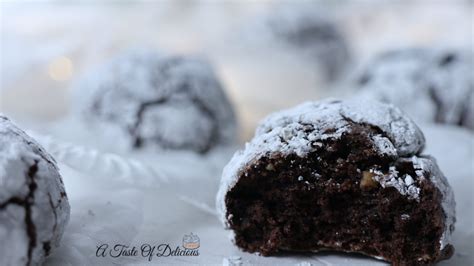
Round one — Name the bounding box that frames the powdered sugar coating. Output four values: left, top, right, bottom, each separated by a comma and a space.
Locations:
254, 99, 425, 157
74, 49, 237, 153
239, 8, 350, 82
216, 99, 454, 251
368, 156, 455, 250
263, 9, 350, 81
407, 156, 456, 250
217, 99, 425, 225
0, 115, 70, 265
356, 48, 473, 130
370, 167, 421, 201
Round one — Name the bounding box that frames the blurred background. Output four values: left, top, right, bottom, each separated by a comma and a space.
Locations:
1, 2, 473, 265
1, 0, 472, 141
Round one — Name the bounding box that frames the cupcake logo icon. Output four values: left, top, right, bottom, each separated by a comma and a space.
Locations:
182, 233, 200, 250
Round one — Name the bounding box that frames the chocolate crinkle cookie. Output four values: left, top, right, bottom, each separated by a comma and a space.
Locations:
356, 48, 473, 130
217, 99, 455, 265
254, 9, 350, 81
0, 115, 70, 266
76, 50, 237, 153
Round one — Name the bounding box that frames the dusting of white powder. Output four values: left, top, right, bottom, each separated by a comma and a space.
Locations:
0, 115, 70, 265
73, 49, 237, 152
239, 7, 350, 82
356, 48, 473, 130
216, 99, 455, 251
222, 256, 242, 266
408, 156, 456, 250
401, 214, 410, 220
370, 167, 421, 201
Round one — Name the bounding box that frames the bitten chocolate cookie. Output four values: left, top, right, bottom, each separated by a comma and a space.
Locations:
0, 115, 70, 266
266, 11, 350, 81
217, 99, 455, 265
76, 50, 237, 153
356, 48, 473, 130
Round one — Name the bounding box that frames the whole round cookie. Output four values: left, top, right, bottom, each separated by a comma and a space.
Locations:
0, 115, 70, 266
216, 99, 455, 265
76, 50, 237, 153
265, 10, 350, 81
263, 9, 350, 81
356, 48, 473, 130
238, 8, 350, 82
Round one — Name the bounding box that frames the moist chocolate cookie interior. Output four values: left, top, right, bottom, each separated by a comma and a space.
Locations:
225, 124, 453, 265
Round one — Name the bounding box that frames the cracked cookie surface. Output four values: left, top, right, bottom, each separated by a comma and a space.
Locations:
75, 50, 237, 153
0, 115, 70, 266
356, 48, 473, 130
265, 10, 350, 81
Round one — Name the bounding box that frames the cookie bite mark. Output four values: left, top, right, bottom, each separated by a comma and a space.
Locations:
217, 99, 455, 265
